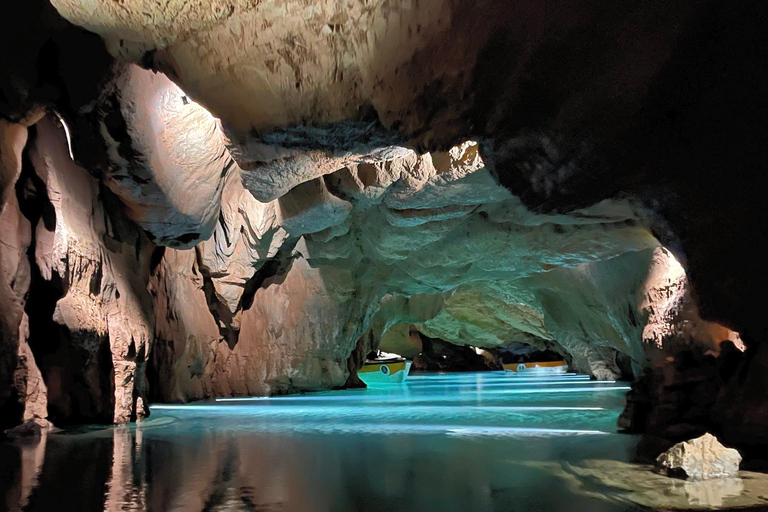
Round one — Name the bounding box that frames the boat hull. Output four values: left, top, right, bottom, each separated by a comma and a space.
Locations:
503, 361, 568, 375
359, 360, 412, 385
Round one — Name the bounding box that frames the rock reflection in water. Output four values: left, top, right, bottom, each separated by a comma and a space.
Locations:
4, 427, 624, 512
0, 433, 47, 511
104, 427, 146, 511
684, 478, 744, 508
5, 372, 767, 511
520, 459, 768, 510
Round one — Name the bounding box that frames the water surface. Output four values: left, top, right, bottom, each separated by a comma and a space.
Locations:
3, 372, 661, 511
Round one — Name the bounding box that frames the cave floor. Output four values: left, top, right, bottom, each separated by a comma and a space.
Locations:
3, 372, 768, 511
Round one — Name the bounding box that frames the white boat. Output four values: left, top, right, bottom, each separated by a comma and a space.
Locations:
503, 360, 568, 375
359, 353, 412, 385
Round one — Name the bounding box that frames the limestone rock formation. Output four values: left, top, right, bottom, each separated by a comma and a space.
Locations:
48, 0, 698, 155
656, 433, 741, 481
0, 105, 734, 424
69, 64, 234, 248
149, 247, 385, 400
140, 128, 670, 401
379, 323, 423, 359
412, 247, 700, 378
13, 315, 51, 430
0, 121, 33, 428
15, 115, 153, 425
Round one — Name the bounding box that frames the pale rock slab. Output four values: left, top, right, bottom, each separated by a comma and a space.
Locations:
656, 433, 742, 480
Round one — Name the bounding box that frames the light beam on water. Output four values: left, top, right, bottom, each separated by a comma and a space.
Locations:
148, 372, 630, 438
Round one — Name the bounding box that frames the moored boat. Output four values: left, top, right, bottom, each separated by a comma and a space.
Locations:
359, 352, 412, 385
503, 360, 568, 375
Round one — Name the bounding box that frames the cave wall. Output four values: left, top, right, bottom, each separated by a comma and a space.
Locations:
0, 93, 742, 433
26, 116, 154, 424
0, 121, 33, 428
381, 245, 740, 381
144, 144, 662, 401
5, 0, 761, 349
148, 249, 385, 401
3, 106, 674, 424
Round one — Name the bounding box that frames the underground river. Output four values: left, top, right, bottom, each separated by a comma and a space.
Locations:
4, 372, 767, 511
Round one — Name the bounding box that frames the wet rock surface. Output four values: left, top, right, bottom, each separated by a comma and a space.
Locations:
526, 458, 768, 510
656, 433, 742, 481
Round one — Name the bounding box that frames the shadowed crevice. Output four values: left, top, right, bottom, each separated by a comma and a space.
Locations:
195, 246, 297, 350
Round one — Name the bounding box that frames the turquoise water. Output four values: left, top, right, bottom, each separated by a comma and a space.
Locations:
2, 372, 652, 512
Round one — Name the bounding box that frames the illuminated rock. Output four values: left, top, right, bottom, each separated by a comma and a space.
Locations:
80, 64, 234, 247
656, 433, 741, 480
23, 116, 153, 424
0, 121, 32, 426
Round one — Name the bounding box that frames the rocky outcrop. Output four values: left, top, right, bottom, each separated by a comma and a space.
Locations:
0, 121, 32, 428
617, 251, 746, 443
656, 433, 741, 481
70, 64, 234, 247
7, 116, 155, 426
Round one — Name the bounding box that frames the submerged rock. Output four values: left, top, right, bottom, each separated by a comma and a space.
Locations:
655, 433, 741, 480
4, 417, 54, 438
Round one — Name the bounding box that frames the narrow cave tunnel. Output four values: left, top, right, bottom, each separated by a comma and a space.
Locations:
1, 0, 768, 511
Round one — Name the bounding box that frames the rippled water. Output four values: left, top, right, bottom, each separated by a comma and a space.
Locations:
2, 372, 657, 512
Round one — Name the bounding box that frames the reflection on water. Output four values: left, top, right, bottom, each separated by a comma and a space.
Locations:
3, 372, 757, 512
684, 478, 744, 507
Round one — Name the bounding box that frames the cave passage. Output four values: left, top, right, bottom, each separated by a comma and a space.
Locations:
6, 370, 768, 511
5, 371, 646, 512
